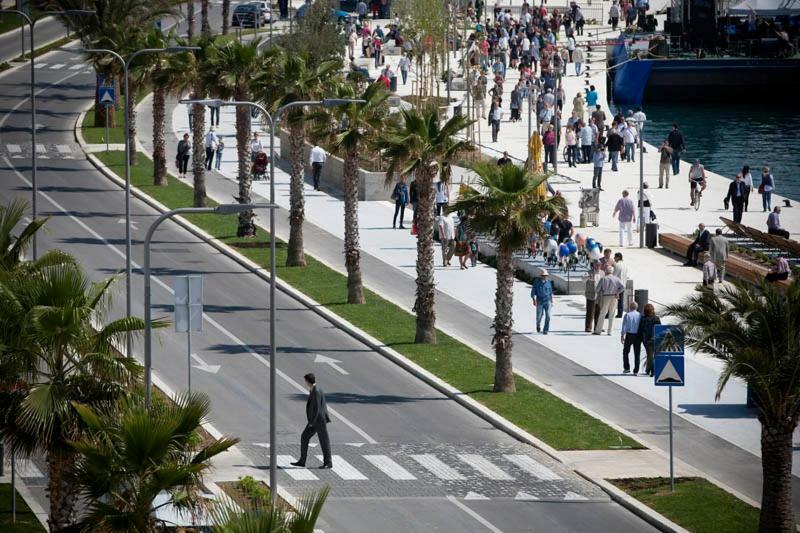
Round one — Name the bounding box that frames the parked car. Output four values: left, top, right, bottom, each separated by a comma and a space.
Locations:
231, 3, 260, 27
251, 1, 272, 24
295, 3, 352, 23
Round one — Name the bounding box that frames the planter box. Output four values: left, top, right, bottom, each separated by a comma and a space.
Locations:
278, 129, 389, 201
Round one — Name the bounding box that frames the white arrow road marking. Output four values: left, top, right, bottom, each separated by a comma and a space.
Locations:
190, 353, 221, 374
314, 353, 348, 375
464, 492, 490, 500
364, 455, 416, 480
514, 491, 539, 501
117, 218, 139, 230
447, 496, 504, 533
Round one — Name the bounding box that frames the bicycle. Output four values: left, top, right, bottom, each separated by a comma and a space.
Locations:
691, 182, 702, 211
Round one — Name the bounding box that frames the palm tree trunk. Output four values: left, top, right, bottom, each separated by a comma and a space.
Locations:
46, 448, 78, 531
187, 1, 195, 40
191, 97, 207, 207
492, 249, 516, 392
414, 170, 437, 344
152, 84, 167, 186
758, 419, 796, 532
222, 0, 230, 34
127, 87, 138, 167
201, 0, 210, 37
343, 147, 364, 304
286, 124, 306, 267
235, 98, 255, 237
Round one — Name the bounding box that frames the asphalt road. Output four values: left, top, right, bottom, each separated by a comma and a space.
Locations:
0, 16, 67, 65
0, 42, 658, 533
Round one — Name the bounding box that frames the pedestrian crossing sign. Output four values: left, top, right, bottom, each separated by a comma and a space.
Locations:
98, 85, 115, 105
654, 355, 685, 387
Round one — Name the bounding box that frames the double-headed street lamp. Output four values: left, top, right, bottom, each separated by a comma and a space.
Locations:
143, 203, 276, 410
79, 45, 199, 356
179, 96, 364, 506
0, 9, 94, 260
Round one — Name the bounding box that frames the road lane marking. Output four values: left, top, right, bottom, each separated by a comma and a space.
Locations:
3, 157, 378, 446
564, 491, 588, 501
276, 455, 318, 481
410, 454, 465, 480
49, 63, 65, 70
6, 144, 21, 153
69, 64, 83, 70
502, 455, 561, 481
446, 496, 504, 533
457, 454, 514, 481
35, 144, 46, 153
363, 455, 416, 480
514, 491, 538, 501
56, 144, 71, 153
316, 455, 367, 480
33, 63, 47, 69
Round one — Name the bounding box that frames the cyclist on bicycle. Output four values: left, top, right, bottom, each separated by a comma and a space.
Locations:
688, 159, 707, 206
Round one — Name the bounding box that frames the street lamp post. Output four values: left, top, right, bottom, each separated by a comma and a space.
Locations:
143, 203, 275, 410
0, 9, 94, 260
81, 45, 199, 356
177, 96, 363, 506
638, 117, 646, 248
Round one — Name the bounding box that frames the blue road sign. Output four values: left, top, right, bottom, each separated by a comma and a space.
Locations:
653, 325, 685, 355
98, 84, 115, 106
654, 355, 685, 387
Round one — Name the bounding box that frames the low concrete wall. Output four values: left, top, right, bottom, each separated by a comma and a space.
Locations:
278, 129, 389, 201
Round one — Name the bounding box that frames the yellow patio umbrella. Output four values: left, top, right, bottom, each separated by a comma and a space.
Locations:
528, 131, 547, 198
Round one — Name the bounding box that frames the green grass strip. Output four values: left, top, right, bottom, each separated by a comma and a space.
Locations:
0, 484, 46, 532
93, 149, 642, 451
611, 477, 759, 532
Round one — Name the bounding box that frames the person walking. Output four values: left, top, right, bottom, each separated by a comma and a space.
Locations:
741, 165, 753, 211
609, 1, 620, 29
709, 228, 728, 283
309, 144, 327, 191
532, 268, 554, 334
584, 261, 602, 332
543, 124, 557, 172
612, 190, 636, 247
759, 166, 775, 212
204, 127, 218, 171
684, 222, 710, 266
391, 176, 409, 229
622, 121, 637, 163
580, 121, 594, 164
290, 373, 332, 469
489, 99, 503, 143
702, 252, 717, 287
214, 138, 224, 171
469, 235, 479, 267
455, 220, 470, 269
434, 180, 449, 216
592, 145, 605, 189
566, 126, 577, 167
613, 252, 629, 318
620, 301, 642, 375
767, 206, 790, 239
725, 173, 746, 223
398, 52, 410, 85
573, 46, 584, 76
638, 303, 661, 377
176, 133, 191, 179
250, 132, 263, 163
606, 127, 623, 171
593, 265, 625, 335
658, 140, 671, 188
573, 92, 586, 122
437, 214, 456, 266
667, 123, 685, 176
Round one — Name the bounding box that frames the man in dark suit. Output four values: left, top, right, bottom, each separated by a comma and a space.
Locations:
684, 223, 710, 266
291, 373, 332, 469
725, 174, 746, 223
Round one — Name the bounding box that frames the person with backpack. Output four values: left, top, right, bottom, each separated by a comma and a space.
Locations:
391, 176, 409, 229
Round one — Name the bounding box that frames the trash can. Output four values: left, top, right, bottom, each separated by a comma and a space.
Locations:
389, 75, 397, 93
453, 103, 463, 117
634, 289, 648, 311
646, 222, 658, 248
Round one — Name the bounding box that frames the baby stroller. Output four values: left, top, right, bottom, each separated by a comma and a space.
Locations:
252, 151, 268, 181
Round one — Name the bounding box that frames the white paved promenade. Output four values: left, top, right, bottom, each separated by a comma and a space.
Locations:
166, 19, 799, 474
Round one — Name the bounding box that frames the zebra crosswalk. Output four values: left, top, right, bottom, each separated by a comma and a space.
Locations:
255, 443, 606, 501
1, 143, 81, 160
29, 57, 93, 75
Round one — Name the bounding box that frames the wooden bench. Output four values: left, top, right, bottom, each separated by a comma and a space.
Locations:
720, 217, 800, 258
659, 233, 792, 290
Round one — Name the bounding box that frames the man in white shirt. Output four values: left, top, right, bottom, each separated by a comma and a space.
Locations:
398, 53, 410, 85
204, 127, 218, 171
250, 132, 263, 163
613, 252, 629, 318
309, 145, 327, 191
632, 107, 647, 152
436, 214, 456, 267
622, 122, 637, 163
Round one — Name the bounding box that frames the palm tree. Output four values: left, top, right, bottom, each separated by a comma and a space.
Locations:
201, 0, 210, 37
212, 487, 329, 532
376, 106, 472, 343
256, 49, 342, 266
222, 0, 230, 34
667, 280, 800, 532
0, 199, 53, 270
69, 392, 238, 533
161, 40, 213, 206
0, 263, 160, 530
187, 0, 195, 40
311, 82, 389, 303
206, 38, 264, 237
449, 163, 565, 392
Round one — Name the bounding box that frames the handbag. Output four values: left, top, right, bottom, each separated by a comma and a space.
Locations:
758, 183, 765, 194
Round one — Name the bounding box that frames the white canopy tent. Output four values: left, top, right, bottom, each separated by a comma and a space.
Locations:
728, 0, 800, 16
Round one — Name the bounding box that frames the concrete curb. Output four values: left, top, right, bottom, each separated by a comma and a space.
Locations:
0, 471, 49, 529
75, 106, 711, 533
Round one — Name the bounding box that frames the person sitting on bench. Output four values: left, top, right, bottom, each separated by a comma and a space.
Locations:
765, 257, 790, 283
684, 223, 710, 267
767, 206, 790, 239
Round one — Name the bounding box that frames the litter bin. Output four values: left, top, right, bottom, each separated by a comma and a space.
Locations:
646, 222, 658, 248
389, 75, 397, 93
634, 289, 648, 311
453, 103, 463, 117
